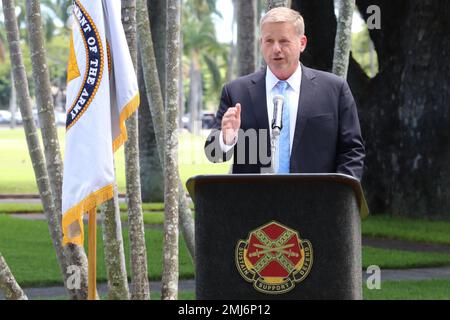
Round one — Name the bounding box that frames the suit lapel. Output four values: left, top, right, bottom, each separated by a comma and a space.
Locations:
291, 65, 317, 166
248, 70, 269, 132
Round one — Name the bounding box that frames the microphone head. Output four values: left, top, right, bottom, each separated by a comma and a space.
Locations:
273, 94, 284, 104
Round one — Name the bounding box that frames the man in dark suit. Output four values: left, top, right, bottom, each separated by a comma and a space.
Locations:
205, 7, 365, 180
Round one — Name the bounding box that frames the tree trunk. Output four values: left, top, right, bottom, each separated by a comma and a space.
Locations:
291, 0, 337, 72
100, 184, 130, 300
161, 0, 180, 300
137, 52, 164, 202
26, 2, 91, 289
237, 0, 257, 76
3, 0, 89, 300
121, 0, 150, 300
26, 0, 64, 215
138, 0, 165, 202
226, 0, 237, 82
332, 0, 355, 78
293, 0, 450, 217
354, 0, 450, 217
267, 0, 291, 10
291, 0, 369, 96
137, 0, 195, 261
0, 253, 27, 300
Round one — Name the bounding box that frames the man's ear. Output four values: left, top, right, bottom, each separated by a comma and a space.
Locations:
300, 35, 307, 53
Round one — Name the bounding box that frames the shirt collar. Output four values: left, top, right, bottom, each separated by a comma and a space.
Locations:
266, 62, 302, 94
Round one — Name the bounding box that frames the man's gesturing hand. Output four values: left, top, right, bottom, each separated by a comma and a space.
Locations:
221, 103, 241, 145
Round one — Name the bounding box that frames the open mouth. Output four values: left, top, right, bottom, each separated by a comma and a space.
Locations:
273, 57, 283, 61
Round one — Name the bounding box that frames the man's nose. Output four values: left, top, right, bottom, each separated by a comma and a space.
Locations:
273, 42, 281, 53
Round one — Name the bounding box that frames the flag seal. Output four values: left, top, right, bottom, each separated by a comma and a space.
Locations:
66, 0, 104, 130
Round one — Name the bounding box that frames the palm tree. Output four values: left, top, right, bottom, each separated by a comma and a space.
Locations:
182, 0, 227, 134
2, 0, 89, 299
122, 0, 150, 300
136, 0, 196, 265
162, 0, 181, 300
237, 0, 257, 76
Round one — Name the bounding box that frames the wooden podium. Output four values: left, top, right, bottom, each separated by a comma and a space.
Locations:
187, 174, 368, 300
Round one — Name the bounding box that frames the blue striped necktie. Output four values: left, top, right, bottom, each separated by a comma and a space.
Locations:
277, 80, 290, 173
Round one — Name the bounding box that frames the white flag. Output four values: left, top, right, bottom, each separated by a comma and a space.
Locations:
62, 0, 139, 245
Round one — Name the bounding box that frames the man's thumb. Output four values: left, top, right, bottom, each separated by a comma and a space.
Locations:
236, 103, 241, 118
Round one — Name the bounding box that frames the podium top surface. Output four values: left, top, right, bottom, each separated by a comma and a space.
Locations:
187, 173, 369, 218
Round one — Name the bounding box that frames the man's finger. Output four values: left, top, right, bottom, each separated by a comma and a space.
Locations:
235, 103, 241, 119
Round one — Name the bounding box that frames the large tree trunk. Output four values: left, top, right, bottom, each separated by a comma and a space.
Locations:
100, 184, 130, 300
292, 0, 450, 218
0, 253, 27, 300
138, 0, 165, 202
137, 0, 195, 261
237, 0, 257, 76
161, 0, 180, 300
291, 0, 337, 72
354, 0, 450, 217
332, 0, 355, 78
121, 0, 150, 300
3, 0, 89, 300
291, 0, 369, 97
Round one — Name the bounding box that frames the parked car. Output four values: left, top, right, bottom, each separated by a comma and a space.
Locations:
181, 112, 216, 131
0, 110, 11, 124
201, 112, 215, 129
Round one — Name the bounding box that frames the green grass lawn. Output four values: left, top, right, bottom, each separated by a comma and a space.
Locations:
34, 280, 450, 300
3, 203, 450, 245
0, 214, 194, 287
0, 128, 229, 194
33, 291, 197, 300
362, 215, 450, 245
0, 202, 176, 213
163, 282, 450, 300
362, 246, 450, 269
1, 215, 450, 288
363, 279, 450, 300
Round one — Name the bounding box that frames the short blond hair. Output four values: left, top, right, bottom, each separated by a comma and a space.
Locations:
260, 7, 305, 36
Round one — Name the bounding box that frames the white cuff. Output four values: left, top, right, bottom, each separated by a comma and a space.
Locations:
219, 130, 238, 153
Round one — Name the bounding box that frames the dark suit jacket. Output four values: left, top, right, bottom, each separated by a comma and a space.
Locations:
204, 64, 365, 180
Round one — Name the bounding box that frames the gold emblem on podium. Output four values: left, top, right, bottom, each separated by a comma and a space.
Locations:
235, 221, 313, 294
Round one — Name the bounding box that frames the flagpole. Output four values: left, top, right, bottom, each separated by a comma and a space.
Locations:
88, 208, 97, 300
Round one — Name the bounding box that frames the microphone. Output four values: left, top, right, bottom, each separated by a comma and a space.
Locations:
272, 94, 284, 131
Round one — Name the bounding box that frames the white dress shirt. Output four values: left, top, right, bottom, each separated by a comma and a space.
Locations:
220, 62, 302, 153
